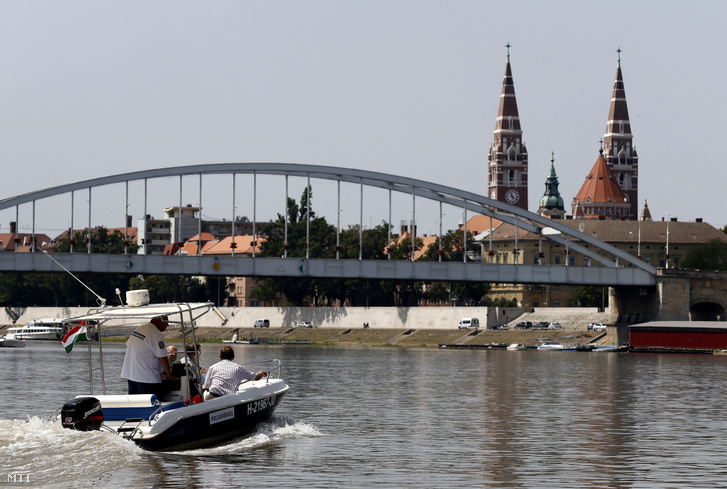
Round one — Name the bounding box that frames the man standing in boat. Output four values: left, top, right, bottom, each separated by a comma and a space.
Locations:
121, 315, 174, 396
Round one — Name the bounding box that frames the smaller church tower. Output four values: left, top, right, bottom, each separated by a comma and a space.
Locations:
640, 200, 652, 221
488, 44, 528, 210
572, 148, 631, 220
538, 153, 565, 219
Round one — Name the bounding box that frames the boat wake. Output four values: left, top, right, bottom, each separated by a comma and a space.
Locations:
0, 417, 143, 486
172, 415, 323, 456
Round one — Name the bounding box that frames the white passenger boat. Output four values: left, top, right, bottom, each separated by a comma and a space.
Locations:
536, 341, 563, 351
506, 343, 527, 351
51, 291, 288, 451
5, 318, 68, 341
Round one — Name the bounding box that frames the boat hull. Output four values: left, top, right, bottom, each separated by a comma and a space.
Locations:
0, 338, 25, 348
134, 389, 286, 451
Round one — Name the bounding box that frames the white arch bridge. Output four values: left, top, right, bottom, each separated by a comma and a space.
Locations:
0, 163, 656, 287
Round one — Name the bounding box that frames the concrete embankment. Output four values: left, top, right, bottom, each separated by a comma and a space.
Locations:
0, 305, 612, 331
0, 305, 617, 348
168, 326, 614, 349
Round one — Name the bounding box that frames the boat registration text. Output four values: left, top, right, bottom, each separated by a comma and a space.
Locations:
248, 396, 276, 415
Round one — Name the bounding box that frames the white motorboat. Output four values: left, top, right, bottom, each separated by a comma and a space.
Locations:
536, 341, 563, 351
0, 333, 25, 348
52, 292, 288, 451
223, 330, 260, 345
5, 318, 68, 341
506, 343, 527, 351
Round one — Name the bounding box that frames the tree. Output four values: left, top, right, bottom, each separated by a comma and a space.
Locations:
420, 229, 476, 262
570, 286, 607, 308
679, 238, 727, 271
128, 275, 211, 303
54, 226, 139, 254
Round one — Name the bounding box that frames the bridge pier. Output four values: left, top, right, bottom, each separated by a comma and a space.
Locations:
611, 269, 727, 325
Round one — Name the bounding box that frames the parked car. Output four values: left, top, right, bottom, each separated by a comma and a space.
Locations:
297, 321, 313, 328
548, 322, 563, 330
532, 321, 550, 330
590, 322, 607, 331
253, 319, 270, 328
515, 321, 532, 330
458, 318, 480, 330
492, 323, 509, 330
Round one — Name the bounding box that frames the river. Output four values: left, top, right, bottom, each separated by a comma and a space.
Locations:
1, 342, 726, 488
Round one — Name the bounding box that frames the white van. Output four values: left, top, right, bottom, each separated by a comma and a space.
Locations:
253, 319, 270, 328
457, 318, 480, 330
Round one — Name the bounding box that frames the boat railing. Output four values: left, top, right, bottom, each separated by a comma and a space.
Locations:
240, 359, 283, 383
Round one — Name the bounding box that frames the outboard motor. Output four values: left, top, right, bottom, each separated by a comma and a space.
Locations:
61, 397, 103, 431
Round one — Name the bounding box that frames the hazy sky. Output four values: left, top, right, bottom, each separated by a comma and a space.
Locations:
1, 1, 726, 237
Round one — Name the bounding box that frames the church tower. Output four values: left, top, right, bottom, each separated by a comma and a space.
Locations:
602, 48, 638, 219
538, 153, 565, 219
488, 44, 528, 210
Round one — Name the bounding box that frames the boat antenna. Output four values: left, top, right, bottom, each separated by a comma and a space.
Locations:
115, 288, 124, 305
40, 245, 107, 306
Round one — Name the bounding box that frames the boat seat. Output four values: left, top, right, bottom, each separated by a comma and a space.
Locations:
76, 394, 162, 421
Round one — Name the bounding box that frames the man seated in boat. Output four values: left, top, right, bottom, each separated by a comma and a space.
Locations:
166, 345, 178, 364
176, 342, 206, 380
202, 346, 267, 401
120, 316, 174, 396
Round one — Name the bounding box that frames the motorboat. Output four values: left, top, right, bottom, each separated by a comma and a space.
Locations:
223, 330, 260, 345
506, 343, 527, 351
0, 333, 25, 348
51, 291, 288, 451
5, 318, 68, 341
592, 345, 624, 352
536, 341, 563, 351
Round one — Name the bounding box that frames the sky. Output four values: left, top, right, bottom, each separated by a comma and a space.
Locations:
1, 0, 726, 239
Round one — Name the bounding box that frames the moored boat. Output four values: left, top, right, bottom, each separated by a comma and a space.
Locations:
51, 291, 288, 451
5, 318, 68, 341
506, 343, 527, 351
0, 334, 25, 348
223, 330, 260, 345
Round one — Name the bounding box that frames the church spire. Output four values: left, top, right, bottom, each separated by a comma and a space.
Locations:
538, 152, 565, 218
603, 47, 638, 219
488, 43, 528, 210
640, 199, 652, 221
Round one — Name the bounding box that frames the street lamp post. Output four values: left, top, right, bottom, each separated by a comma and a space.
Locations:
664, 213, 671, 269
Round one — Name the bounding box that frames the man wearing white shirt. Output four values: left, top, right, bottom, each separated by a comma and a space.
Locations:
202, 346, 267, 401
121, 316, 174, 395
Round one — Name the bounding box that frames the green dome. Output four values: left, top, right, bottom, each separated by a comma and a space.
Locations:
539, 157, 565, 212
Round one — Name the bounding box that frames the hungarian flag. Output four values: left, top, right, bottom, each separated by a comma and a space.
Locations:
62, 324, 87, 353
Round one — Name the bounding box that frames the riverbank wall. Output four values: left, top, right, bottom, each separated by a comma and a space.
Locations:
0, 305, 613, 330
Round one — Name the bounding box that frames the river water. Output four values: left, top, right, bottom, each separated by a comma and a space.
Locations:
1, 342, 727, 488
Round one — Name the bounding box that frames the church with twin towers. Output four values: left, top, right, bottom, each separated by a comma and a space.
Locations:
487, 46, 642, 221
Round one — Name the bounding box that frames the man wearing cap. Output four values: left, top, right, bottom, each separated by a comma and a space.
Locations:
121, 316, 174, 395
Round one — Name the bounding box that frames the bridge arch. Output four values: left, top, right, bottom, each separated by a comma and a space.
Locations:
0, 162, 656, 276
690, 301, 727, 321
